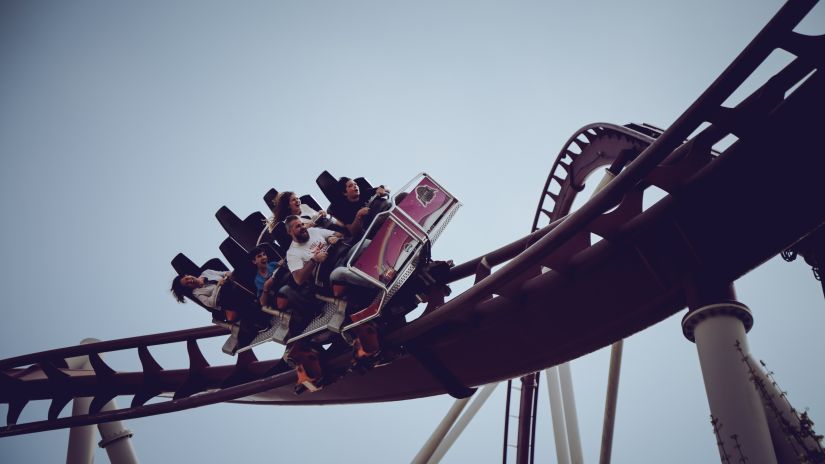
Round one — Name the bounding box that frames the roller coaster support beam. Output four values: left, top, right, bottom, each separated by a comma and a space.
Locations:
558, 363, 583, 463
428, 383, 498, 463
546, 367, 571, 464
548, 169, 618, 464
682, 284, 776, 463
543, 364, 583, 464
534, 168, 620, 464
515, 373, 538, 464
412, 396, 470, 464
65, 339, 138, 464
414, 384, 498, 463
592, 167, 623, 464
66, 393, 96, 464
599, 339, 623, 464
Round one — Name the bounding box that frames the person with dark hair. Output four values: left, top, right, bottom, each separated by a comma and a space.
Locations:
266, 191, 341, 239
272, 191, 324, 225
251, 246, 287, 308
273, 215, 343, 328
328, 177, 388, 236
284, 215, 341, 286
171, 274, 194, 304
171, 269, 235, 311
171, 270, 268, 345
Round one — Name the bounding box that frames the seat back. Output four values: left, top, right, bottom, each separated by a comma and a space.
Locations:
216, 206, 266, 251
219, 238, 256, 289
300, 194, 323, 212
171, 253, 229, 277
258, 225, 288, 256
273, 221, 292, 254
315, 170, 339, 205
171, 253, 199, 276
200, 258, 230, 273
354, 177, 373, 195
170, 254, 230, 319
263, 188, 279, 214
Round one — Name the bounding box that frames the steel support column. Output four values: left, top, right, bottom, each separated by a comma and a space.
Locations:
412, 397, 471, 464
545, 366, 571, 464
682, 286, 777, 464
429, 383, 498, 463
64, 339, 138, 464
599, 340, 623, 464
515, 373, 538, 464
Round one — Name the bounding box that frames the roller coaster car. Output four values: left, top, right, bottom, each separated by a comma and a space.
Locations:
241, 174, 460, 365
335, 173, 460, 333
287, 173, 461, 380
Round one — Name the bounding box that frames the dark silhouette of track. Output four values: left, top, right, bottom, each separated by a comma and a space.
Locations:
1, 0, 823, 438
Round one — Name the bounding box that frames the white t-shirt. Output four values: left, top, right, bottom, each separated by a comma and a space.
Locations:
286, 227, 335, 273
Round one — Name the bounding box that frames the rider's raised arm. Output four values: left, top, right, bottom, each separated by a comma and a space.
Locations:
290, 255, 318, 286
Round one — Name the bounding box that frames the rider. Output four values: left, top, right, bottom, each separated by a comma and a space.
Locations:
279, 215, 343, 327
171, 269, 267, 346
272, 191, 336, 230
250, 246, 287, 309
328, 177, 388, 237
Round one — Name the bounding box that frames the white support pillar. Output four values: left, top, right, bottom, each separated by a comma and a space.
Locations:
412, 397, 471, 464
682, 301, 777, 464
429, 383, 498, 463
559, 362, 584, 464
599, 339, 623, 464
545, 366, 571, 464
66, 396, 96, 464
65, 339, 138, 464
97, 400, 138, 464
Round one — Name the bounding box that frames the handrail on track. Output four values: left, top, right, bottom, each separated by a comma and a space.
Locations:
0, 325, 228, 371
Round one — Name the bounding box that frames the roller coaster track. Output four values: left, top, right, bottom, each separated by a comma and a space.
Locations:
2, 0, 824, 439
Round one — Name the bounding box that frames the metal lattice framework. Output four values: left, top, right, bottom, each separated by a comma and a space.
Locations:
533, 123, 660, 228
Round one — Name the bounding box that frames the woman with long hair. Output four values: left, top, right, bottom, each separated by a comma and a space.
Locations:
272, 191, 338, 230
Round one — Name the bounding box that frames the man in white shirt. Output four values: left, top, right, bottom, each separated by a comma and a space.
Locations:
278, 215, 343, 328
285, 215, 342, 285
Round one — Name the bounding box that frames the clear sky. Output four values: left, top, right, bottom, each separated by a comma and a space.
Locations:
1, 1, 823, 462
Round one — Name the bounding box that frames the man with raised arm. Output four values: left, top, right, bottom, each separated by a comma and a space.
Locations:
285, 215, 341, 285
275, 216, 343, 325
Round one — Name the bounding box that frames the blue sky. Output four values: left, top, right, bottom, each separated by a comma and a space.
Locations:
1, 1, 823, 462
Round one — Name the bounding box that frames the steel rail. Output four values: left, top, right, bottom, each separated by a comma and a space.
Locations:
386, 0, 819, 345
0, 326, 228, 371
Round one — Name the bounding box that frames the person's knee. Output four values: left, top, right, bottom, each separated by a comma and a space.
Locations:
330, 267, 346, 283
330, 266, 374, 288
330, 266, 357, 286
277, 285, 296, 309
